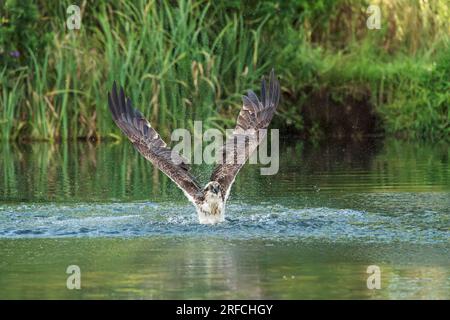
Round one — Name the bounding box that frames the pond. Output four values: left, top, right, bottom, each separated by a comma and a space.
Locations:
0, 138, 449, 299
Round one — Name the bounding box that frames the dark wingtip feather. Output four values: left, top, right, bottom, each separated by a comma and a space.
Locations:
246, 90, 261, 110
269, 69, 280, 109
259, 68, 280, 110
108, 81, 153, 140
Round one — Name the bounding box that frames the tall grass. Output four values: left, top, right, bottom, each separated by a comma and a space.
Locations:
0, 68, 26, 140
273, 0, 450, 140
1, 0, 267, 141
0, 0, 449, 141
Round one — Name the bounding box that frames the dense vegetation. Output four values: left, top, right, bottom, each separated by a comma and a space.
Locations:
0, 0, 449, 142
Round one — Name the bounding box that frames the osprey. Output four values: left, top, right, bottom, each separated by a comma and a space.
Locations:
108, 70, 280, 224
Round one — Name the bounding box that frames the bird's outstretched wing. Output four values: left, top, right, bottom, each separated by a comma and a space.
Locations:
210, 69, 281, 201
108, 82, 204, 204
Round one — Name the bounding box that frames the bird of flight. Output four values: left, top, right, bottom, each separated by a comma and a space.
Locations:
108, 70, 280, 224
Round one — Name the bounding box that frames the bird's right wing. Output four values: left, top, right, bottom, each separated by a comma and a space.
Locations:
210, 69, 281, 201
108, 82, 204, 204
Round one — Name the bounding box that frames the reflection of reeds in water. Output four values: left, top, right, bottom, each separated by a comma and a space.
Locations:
371, 140, 450, 190
0, 142, 164, 202
0, 139, 449, 202
0, 238, 448, 299
384, 266, 450, 299
0, 143, 18, 198
279, 139, 450, 192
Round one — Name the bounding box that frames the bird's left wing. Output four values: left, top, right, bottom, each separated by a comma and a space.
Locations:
210, 69, 281, 202
108, 82, 204, 204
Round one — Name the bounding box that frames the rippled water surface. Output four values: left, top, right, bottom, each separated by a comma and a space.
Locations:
0, 139, 449, 299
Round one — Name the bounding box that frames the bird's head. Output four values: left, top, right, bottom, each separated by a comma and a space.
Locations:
204, 181, 222, 198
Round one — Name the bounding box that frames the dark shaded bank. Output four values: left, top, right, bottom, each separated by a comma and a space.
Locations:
276, 91, 384, 141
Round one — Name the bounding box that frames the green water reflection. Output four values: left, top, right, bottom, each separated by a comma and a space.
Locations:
0, 139, 449, 299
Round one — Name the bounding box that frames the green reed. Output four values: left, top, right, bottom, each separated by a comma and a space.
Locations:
0, 0, 448, 141
0, 68, 25, 141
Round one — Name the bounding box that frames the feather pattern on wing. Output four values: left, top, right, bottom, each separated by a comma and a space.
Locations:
210, 69, 281, 201
108, 82, 204, 203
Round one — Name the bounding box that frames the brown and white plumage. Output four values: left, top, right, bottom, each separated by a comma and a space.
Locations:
108, 70, 280, 224
108, 82, 204, 204
210, 69, 280, 202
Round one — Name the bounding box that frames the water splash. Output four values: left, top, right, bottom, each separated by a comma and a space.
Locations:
0, 201, 448, 243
